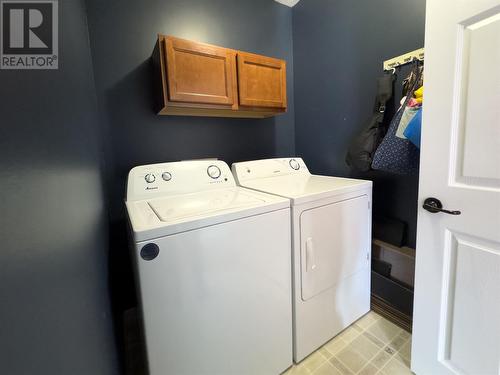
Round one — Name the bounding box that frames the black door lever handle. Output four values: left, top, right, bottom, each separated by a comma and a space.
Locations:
423, 198, 461, 215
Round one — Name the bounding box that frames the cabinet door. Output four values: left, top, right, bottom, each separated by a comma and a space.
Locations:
237, 52, 287, 109
164, 36, 236, 106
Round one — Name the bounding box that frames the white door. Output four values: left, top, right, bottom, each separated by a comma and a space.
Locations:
412, 0, 500, 374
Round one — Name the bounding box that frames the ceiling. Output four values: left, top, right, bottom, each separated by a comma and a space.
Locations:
274, 0, 301, 7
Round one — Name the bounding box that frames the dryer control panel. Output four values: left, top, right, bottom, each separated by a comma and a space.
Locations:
126, 160, 235, 201
232, 157, 310, 184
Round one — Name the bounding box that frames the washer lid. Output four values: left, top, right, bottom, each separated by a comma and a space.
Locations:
126, 187, 289, 241
148, 188, 266, 222
238, 174, 372, 205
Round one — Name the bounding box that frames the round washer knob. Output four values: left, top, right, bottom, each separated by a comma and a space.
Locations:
162, 172, 172, 181
144, 173, 156, 183
207, 165, 221, 179
289, 159, 300, 170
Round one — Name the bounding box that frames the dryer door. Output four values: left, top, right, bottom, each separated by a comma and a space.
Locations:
300, 195, 370, 301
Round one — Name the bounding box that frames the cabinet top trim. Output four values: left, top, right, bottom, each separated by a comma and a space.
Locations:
157, 34, 284, 63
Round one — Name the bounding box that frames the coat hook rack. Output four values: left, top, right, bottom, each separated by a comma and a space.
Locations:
383, 48, 424, 71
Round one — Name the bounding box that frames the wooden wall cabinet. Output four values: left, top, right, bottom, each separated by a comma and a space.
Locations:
237, 52, 287, 109
152, 35, 287, 118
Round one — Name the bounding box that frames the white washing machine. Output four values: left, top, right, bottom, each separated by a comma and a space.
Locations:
232, 158, 372, 362
125, 160, 293, 375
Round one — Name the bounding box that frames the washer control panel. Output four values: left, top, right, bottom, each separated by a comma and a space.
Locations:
289, 158, 300, 170
127, 160, 234, 201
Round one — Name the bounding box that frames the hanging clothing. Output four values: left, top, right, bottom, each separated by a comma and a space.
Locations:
402, 66, 424, 96
414, 86, 424, 104
396, 106, 419, 139
408, 98, 421, 107
371, 63, 422, 175
404, 107, 423, 148
397, 85, 423, 139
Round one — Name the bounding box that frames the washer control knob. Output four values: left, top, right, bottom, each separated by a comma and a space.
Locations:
162, 172, 172, 181
207, 165, 221, 179
289, 159, 300, 170
144, 173, 156, 183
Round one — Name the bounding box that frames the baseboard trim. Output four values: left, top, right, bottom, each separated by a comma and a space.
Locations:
371, 294, 412, 333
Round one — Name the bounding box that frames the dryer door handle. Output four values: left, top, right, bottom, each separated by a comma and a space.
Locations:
306, 237, 317, 272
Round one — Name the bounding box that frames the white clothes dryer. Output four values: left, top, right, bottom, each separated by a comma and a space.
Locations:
232, 157, 372, 362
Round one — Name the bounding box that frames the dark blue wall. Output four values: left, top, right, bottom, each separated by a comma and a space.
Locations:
0, 0, 425, 372
84, 0, 295, 357
0, 0, 119, 374
85, 0, 295, 220
293, 0, 426, 247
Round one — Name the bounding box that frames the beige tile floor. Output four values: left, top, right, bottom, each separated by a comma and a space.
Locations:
283, 311, 412, 375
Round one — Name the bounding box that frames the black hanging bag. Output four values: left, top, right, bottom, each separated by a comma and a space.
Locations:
346, 73, 395, 172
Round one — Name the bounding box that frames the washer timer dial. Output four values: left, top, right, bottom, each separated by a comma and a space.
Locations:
144, 173, 156, 183
207, 165, 221, 179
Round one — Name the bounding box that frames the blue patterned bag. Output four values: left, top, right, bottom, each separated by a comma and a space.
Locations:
371, 68, 421, 175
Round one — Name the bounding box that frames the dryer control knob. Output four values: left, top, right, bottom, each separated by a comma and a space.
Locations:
162, 172, 172, 181
145, 173, 156, 183
207, 165, 221, 179
289, 159, 300, 170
